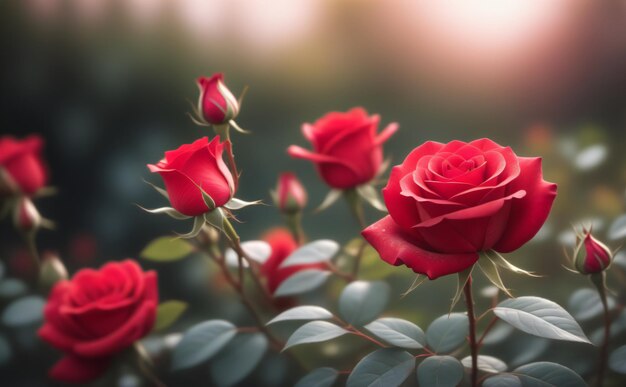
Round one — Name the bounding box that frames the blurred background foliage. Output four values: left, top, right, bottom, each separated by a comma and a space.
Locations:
0, 1, 625, 385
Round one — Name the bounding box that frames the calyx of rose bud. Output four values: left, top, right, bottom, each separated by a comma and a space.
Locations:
13, 197, 41, 234
0, 167, 18, 197
273, 172, 307, 214
573, 229, 613, 274
39, 251, 68, 293
197, 74, 240, 126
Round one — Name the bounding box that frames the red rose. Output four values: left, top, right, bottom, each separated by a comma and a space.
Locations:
148, 137, 235, 216
0, 135, 47, 196
38, 260, 158, 383
288, 107, 398, 189
261, 228, 325, 294
275, 172, 307, 213
362, 138, 557, 280
573, 230, 612, 274
197, 73, 240, 125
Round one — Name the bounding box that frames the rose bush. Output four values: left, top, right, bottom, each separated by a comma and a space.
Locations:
148, 136, 235, 216
288, 107, 398, 189
363, 138, 557, 279
38, 260, 158, 383
0, 135, 47, 196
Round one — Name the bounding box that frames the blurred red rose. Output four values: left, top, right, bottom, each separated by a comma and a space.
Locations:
148, 137, 235, 216
197, 73, 240, 125
288, 107, 398, 189
275, 172, 307, 213
261, 228, 325, 295
0, 135, 47, 196
39, 260, 158, 383
363, 138, 557, 279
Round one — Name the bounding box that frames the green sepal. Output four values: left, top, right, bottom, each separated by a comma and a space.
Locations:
479, 254, 513, 298
137, 205, 192, 220
450, 266, 474, 314
176, 216, 205, 239
314, 189, 342, 212
356, 184, 387, 212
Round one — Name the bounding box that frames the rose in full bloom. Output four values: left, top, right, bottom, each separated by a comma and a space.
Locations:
197, 73, 240, 125
148, 137, 235, 216
39, 260, 158, 383
362, 138, 557, 279
261, 228, 325, 294
573, 229, 612, 274
288, 107, 398, 189
0, 135, 47, 196
274, 172, 307, 213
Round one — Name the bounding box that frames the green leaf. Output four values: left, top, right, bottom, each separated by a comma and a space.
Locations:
494, 297, 591, 344
483, 375, 522, 387
416, 355, 464, 387
280, 240, 339, 268
364, 317, 426, 349
339, 280, 390, 326
171, 320, 237, 371
295, 367, 339, 387
1, 296, 44, 327
284, 321, 348, 351
224, 240, 271, 267
267, 306, 334, 325
140, 236, 194, 262
153, 300, 188, 332
567, 288, 615, 321
274, 270, 331, 297
461, 355, 507, 373
513, 362, 586, 387
609, 345, 626, 374
210, 333, 268, 387
426, 313, 469, 353
347, 348, 415, 387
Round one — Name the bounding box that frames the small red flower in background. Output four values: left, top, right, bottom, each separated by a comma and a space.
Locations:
0, 135, 47, 196
197, 73, 240, 125
274, 172, 307, 214
573, 229, 613, 274
261, 228, 325, 295
288, 107, 398, 189
148, 136, 235, 216
38, 260, 158, 383
363, 138, 557, 280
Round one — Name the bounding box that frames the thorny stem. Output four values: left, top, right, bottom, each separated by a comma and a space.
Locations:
133, 343, 166, 387
24, 232, 41, 272
593, 273, 611, 387
464, 276, 478, 387
325, 262, 355, 282
344, 189, 368, 278
477, 316, 499, 347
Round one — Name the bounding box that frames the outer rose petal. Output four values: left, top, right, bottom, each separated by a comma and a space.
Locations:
151, 169, 209, 216
288, 145, 362, 189
49, 355, 110, 383
493, 157, 557, 252
362, 216, 478, 279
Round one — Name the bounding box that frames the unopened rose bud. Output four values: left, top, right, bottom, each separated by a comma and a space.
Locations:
274, 172, 307, 214
39, 251, 68, 293
13, 197, 41, 234
197, 73, 240, 125
573, 230, 613, 274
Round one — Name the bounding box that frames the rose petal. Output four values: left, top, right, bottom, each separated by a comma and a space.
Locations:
362, 216, 479, 279
493, 157, 557, 252
164, 137, 208, 167
49, 354, 110, 384
150, 169, 209, 216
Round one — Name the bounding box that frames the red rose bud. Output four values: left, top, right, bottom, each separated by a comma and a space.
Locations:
39, 251, 68, 293
275, 172, 307, 213
197, 73, 240, 125
0, 135, 47, 196
13, 197, 41, 234
574, 230, 613, 274
288, 107, 398, 189
148, 137, 235, 216
260, 228, 325, 295
362, 138, 557, 280
38, 260, 158, 383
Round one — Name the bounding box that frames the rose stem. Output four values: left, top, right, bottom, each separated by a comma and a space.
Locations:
133, 343, 166, 387
592, 273, 611, 387
284, 212, 305, 245
344, 189, 368, 278
24, 233, 41, 272
464, 275, 478, 387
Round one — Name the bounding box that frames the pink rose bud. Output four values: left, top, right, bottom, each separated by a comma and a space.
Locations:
197, 73, 240, 125
13, 197, 41, 234
275, 172, 307, 213
39, 251, 69, 293
574, 230, 612, 274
